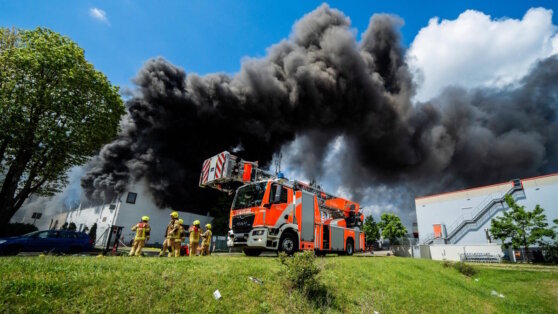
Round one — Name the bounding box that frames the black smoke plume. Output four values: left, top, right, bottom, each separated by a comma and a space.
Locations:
82, 4, 558, 218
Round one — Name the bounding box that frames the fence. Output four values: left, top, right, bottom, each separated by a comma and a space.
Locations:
459, 252, 501, 263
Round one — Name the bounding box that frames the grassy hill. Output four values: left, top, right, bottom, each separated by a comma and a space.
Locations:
0, 255, 557, 313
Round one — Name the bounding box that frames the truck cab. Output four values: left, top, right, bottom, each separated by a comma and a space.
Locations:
228, 180, 297, 255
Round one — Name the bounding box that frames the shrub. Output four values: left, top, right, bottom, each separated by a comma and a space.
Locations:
278, 251, 334, 308
453, 262, 477, 277
0, 223, 38, 237
442, 260, 453, 268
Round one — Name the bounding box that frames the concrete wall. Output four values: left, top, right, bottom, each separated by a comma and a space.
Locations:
415, 173, 558, 245
428, 244, 503, 261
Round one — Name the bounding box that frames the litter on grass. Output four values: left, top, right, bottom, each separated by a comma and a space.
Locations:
249, 276, 263, 284
213, 290, 222, 300
491, 290, 505, 298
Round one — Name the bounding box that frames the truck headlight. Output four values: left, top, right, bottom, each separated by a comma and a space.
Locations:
252, 230, 265, 236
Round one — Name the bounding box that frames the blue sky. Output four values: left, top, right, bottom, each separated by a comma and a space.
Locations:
1, 0, 557, 91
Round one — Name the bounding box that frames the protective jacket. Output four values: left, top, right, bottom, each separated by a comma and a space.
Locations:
189, 226, 201, 244
175, 224, 185, 242
201, 229, 212, 247
132, 222, 151, 241
165, 219, 180, 239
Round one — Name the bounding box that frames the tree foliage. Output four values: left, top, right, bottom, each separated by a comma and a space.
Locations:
0, 27, 125, 225
363, 215, 380, 245
490, 195, 555, 261
377, 213, 407, 245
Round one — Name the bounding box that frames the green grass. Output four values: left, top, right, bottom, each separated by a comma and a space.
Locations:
0, 255, 556, 313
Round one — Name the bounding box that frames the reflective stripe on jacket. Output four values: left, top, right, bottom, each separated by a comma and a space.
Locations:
132, 222, 151, 240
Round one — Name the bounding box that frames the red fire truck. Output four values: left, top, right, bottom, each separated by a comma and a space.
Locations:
200, 151, 365, 256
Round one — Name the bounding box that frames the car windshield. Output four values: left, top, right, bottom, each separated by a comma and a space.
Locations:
232, 182, 267, 210
22, 231, 41, 237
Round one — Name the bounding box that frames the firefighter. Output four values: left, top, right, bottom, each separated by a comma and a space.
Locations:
188, 220, 201, 256
174, 218, 186, 257
129, 216, 151, 256
201, 223, 212, 256
159, 211, 180, 257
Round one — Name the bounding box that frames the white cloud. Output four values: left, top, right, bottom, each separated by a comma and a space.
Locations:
407, 8, 558, 102
89, 7, 110, 25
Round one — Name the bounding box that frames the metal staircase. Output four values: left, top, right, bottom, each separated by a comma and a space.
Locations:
421, 179, 524, 245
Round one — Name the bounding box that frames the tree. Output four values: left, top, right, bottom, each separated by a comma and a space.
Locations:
363, 215, 380, 245
377, 213, 408, 246
490, 195, 555, 262
89, 222, 98, 242
0, 28, 125, 225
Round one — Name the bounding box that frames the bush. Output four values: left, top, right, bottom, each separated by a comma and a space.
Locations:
0, 223, 38, 237
442, 260, 453, 268
453, 262, 477, 277
278, 251, 334, 309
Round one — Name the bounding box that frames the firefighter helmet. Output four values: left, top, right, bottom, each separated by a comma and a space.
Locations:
193, 220, 200, 226
205, 223, 211, 229
141, 216, 150, 222
179, 218, 184, 224
170, 211, 179, 218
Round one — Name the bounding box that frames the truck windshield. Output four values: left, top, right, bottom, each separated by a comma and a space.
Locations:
232, 182, 267, 210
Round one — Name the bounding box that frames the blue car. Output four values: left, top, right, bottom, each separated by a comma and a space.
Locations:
0, 230, 93, 255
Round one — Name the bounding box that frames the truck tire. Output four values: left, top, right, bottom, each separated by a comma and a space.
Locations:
243, 248, 262, 256
345, 239, 354, 256
279, 232, 298, 256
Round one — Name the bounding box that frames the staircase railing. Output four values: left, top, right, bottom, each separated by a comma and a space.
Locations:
421, 180, 523, 245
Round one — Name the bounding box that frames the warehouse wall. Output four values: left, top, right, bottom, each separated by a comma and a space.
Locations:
415, 173, 558, 245
115, 182, 212, 246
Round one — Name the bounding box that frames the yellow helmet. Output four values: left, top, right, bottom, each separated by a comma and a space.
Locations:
193, 220, 200, 226
170, 211, 179, 218
178, 219, 184, 224
141, 216, 150, 222
205, 223, 211, 229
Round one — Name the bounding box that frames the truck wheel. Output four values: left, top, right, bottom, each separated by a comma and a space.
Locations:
243, 248, 262, 257
279, 232, 298, 256
346, 239, 354, 256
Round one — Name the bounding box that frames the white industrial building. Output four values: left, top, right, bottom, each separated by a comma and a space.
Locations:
64, 182, 213, 248
12, 182, 213, 248
414, 173, 558, 261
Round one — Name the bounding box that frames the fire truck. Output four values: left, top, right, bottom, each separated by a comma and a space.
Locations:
199, 151, 365, 256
